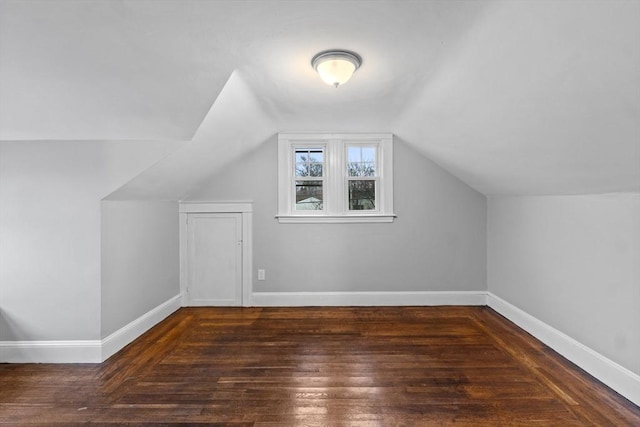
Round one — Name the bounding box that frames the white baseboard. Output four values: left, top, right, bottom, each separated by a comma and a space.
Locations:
251, 291, 488, 307
0, 294, 182, 364
487, 292, 640, 406
101, 294, 182, 361
0, 339, 102, 363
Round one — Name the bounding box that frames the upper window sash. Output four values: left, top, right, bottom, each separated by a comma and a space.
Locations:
294, 147, 324, 178
346, 144, 377, 177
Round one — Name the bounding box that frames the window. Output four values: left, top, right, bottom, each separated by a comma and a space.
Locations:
277, 133, 395, 223
347, 144, 377, 211
294, 147, 324, 211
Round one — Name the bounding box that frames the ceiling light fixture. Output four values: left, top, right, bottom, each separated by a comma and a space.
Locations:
311, 50, 362, 88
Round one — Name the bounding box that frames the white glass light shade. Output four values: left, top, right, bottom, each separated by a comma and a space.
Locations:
312, 50, 362, 88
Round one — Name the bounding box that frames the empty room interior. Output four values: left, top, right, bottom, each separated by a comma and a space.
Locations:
0, 0, 639, 424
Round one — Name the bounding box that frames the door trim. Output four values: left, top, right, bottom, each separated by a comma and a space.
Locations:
179, 202, 253, 307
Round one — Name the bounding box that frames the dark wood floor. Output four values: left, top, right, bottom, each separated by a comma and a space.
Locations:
1, 306, 638, 426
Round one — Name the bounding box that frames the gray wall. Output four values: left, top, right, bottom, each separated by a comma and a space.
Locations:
186, 137, 487, 293
100, 200, 180, 338
487, 194, 640, 375
0, 140, 178, 341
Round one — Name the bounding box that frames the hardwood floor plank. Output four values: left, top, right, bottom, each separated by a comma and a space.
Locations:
1, 306, 638, 425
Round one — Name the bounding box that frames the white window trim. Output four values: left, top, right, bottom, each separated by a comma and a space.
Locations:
277, 133, 395, 223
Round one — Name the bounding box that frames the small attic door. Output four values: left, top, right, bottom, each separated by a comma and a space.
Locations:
179, 203, 253, 307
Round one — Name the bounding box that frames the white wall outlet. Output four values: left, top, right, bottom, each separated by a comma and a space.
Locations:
257, 269, 266, 281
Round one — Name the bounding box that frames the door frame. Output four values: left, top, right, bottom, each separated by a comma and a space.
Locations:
179, 202, 253, 307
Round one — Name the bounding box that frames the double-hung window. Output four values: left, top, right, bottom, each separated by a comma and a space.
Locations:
277, 133, 395, 223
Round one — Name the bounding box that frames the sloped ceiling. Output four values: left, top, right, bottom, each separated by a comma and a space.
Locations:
1, 0, 638, 196
105, 70, 276, 201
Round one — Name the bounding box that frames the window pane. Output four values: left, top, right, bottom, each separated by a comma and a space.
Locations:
295, 148, 324, 177
347, 145, 376, 177
348, 162, 375, 177
348, 180, 375, 210
296, 162, 323, 177
296, 150, 323, 163
308, 150, 323, 163
361, 146, 375, 162
308, 163, 323, 177
347, 146, 361, 162
295, 180, 323, 210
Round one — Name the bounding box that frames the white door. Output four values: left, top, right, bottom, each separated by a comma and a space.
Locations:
186, 213, 242, 306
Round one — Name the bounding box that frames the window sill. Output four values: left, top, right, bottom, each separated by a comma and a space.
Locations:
276, 214, 396, 224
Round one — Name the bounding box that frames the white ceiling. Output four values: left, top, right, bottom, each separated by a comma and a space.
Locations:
1, 0, 638, 195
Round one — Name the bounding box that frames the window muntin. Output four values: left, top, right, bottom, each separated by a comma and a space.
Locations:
347, 145, 376, 177
278, 133, 394, 223
295, 148, 324, 177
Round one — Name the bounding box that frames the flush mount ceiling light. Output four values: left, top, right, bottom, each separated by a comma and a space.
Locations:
311, 50, 362, 88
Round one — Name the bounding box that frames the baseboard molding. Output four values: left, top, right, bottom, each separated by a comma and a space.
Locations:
251, 291, 488, 307
0, 339, 102, 363
487, 292, 640, 406
101, 294, 182, 362
0, 294, 182, 364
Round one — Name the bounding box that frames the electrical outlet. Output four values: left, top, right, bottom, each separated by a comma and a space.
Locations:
257, 269, 266, 281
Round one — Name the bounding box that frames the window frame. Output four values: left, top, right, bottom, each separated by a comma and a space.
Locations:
277, 133, 395, 223
345, 142, 379, 212
292, 143, 327, 214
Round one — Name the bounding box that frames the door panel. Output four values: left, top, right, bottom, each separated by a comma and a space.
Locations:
186, 213, 242, 306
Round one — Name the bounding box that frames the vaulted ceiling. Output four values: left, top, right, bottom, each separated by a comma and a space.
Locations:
1, 0, 638, 196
